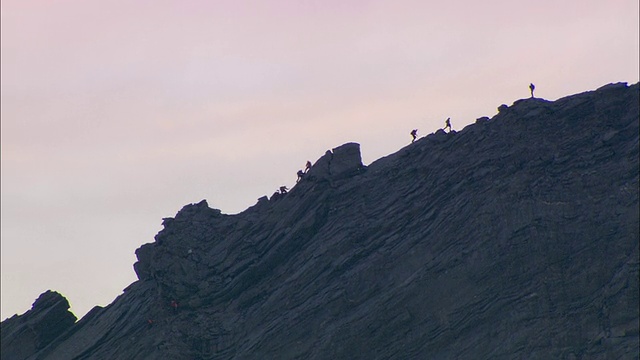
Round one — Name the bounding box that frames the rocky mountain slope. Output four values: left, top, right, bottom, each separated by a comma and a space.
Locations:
2, 82, 638, 359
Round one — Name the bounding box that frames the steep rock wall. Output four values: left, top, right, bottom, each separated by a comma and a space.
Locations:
3, 83, 638, 360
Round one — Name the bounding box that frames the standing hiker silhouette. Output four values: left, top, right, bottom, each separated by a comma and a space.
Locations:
529, 83, 535, 98
444, 118, 452, 132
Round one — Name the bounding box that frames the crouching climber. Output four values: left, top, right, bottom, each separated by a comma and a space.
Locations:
297, 170, 305, 183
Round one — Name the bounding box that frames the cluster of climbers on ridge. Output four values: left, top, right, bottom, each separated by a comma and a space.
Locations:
271, 160, 312, 201
410, 83, 536, 144
271, 83, 539, 199
410, 117, 452, 143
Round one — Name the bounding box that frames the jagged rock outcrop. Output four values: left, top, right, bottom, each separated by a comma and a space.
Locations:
1, 291, 77, 360
2, 82, 638, 359
306, 142, 365, 182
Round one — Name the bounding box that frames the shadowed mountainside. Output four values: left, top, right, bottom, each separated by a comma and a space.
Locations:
2, 82, 638, 359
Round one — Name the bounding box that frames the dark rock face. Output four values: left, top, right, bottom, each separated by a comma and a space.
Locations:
2, 83, 638, 359
1, 291, 77, 360
306, 142, 365, 182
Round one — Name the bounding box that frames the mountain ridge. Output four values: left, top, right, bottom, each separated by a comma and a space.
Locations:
2, 82, 638, 359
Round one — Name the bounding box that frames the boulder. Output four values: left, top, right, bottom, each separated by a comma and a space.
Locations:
1, 291, 76, 360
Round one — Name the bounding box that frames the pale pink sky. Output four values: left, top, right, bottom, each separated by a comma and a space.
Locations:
1, 0, 638, 320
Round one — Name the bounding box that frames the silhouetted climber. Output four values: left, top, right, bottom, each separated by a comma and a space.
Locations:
410, 129, 418, 143
296, 170, 305, 183
279, 186, 288, 194
444, 118, 452, 132
305, 161, 312, 173
529, 83, 535, 98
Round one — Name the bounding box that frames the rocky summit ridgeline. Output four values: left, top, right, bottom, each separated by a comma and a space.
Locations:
2, 83, 638, 360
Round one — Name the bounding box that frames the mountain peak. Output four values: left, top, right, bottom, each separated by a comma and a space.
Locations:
3, 82, 638, 359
